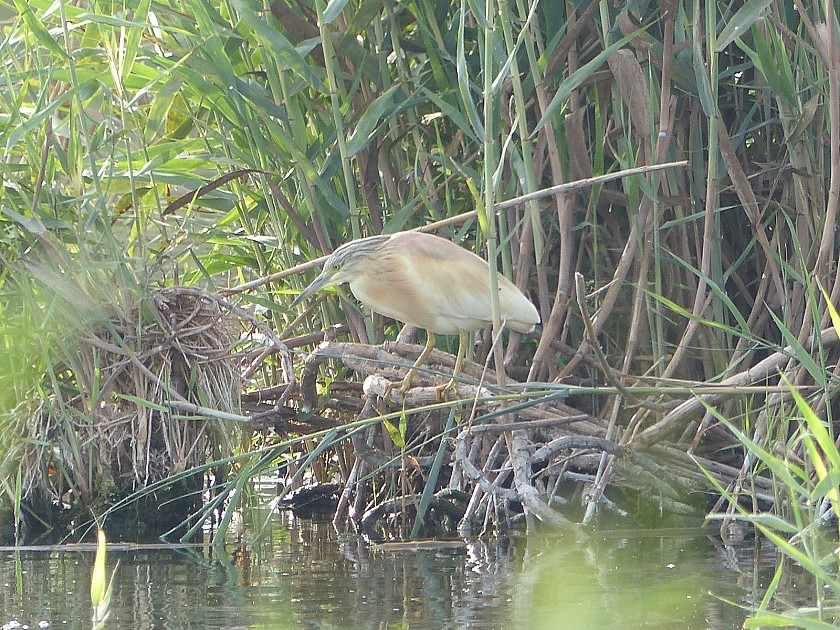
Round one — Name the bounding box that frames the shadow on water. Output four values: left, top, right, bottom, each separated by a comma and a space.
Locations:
0, 516, 777, 629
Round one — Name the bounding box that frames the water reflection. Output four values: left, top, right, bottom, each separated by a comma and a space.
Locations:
509, 532, 752, 629
0, 518, 768, 629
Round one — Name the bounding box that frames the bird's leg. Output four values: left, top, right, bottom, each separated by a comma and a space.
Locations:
384, 331, 436, 399
436, 330, 468, 401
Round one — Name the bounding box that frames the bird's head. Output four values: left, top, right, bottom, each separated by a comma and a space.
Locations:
291, 235, 391, 308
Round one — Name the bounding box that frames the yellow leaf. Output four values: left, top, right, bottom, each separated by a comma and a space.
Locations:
91, 529, 107, 607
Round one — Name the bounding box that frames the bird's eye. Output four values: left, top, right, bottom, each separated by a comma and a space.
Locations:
332, 264, 340, 271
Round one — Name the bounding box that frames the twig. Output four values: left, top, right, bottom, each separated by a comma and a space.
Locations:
635, 326, 840, 445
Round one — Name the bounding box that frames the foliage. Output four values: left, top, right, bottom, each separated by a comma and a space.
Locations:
1, 0, 839, 621
91, 528, 117, 630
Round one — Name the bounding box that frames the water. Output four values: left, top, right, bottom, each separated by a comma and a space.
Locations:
0, 517, 774, 629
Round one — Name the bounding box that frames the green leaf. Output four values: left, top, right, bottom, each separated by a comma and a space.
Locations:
787, 378, 840, 472
346, 86, 398, 157
411, 408, 457, 539
811, 472, 840, 503
231, 0, 324, 92
398, 407, 407, 443
781, 371, 840, 515
664, 250, 751, 335
90, 529, 107, 606
736, 25, 795, 108
418, 87, 479, 143
692, 36, 715, 116
1, 208, 46, 234
322, 0, 350, 24
533, 28, 644, 134
704, 404, 809, 496
639, 285, 759, 341
745, 611, 840, 629
768, 309, 826, 388
383, 419, 405, 449
6, 83, 82, 149
456, 3, 483, 138
706, 512, 799, 533
121, 0, 152, 81
116, 394, 168, 412
12, 0, 69, 59
821, 285, 840, 338
716, 0, 774, 52
467, 178, 487, 233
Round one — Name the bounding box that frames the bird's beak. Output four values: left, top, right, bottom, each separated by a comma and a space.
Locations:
290, 272, 330, 308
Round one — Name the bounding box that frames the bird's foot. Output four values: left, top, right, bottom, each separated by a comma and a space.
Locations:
383, 372, 414, 401
435, 378, 459, 402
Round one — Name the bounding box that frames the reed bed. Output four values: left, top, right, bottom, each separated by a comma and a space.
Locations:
1, 0, 839, 622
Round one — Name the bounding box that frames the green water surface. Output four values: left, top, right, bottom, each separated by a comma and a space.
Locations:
0, 519, 770, 629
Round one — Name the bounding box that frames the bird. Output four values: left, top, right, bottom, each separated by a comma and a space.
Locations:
291, 231, 540, 398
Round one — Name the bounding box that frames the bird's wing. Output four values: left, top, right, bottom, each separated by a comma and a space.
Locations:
391, 232, 538, 333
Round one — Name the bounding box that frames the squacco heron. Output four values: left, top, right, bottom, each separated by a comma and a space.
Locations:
291, 231, 540, 397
